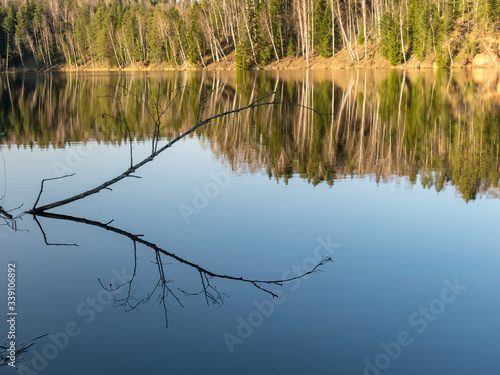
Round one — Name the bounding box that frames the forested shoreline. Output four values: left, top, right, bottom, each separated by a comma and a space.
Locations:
0, 0, 498, 71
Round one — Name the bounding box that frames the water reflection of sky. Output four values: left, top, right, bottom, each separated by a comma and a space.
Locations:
1, 138, 499, 375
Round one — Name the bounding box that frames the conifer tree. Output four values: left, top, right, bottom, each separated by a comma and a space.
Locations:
379, 12, 402, 65
314, 0, 333, 57
2, 4, 16, 68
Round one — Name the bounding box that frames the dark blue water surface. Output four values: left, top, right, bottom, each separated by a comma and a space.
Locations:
0, 70, 499, 375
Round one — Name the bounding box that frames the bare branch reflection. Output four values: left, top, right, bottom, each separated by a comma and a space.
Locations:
35, 212, 332, 327
0, 205, 24, 232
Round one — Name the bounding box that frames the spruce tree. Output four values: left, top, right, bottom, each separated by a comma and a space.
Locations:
314, 0, 332, 57
379, 12, 402, 65
2, 4, 16, 67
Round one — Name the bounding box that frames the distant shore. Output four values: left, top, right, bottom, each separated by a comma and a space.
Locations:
3, 45, 499, 73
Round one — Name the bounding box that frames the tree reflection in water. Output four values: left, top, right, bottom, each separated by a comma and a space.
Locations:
0, 70, 498, 202
0, 85, 331, 329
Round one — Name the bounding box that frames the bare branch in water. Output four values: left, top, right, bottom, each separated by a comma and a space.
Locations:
1, 204, 25, 232
32, 174, 75, 212
33, 215, 78, 247
23, 86, 331, 327
35, 212, 332, 327
0, 205, 13, 220
36, 211, 332, 289
26, 89, 325, 215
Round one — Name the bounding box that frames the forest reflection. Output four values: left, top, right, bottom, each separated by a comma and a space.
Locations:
0, 70, 499, 202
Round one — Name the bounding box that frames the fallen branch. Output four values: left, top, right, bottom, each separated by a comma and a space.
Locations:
35, 211, 332, 295
0, 206, 13, 220
23, 87, 332, 327
32, 174, 75, 212
0, 204, 25, 231
34, 211, 332, 326
27, 90, 326, 215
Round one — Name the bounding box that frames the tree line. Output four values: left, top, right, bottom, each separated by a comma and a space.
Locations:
0, 0, 497, 70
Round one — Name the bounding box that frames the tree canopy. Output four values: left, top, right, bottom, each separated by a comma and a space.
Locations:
0, 0, 496, 69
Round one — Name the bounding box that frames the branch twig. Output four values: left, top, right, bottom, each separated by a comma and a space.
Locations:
32, 174, 75, 212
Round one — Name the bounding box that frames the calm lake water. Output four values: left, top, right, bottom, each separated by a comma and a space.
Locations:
0, 69, 499, 375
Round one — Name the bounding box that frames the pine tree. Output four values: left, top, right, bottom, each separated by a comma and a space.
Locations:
487, 0, 499, 23
235, 34, 253, 68
314, 0, 333, 58
287, 34, 295, 57
435, 0, 456, 66
146, 7, 165, 64
187, 2, 204, 65
74, 3, 91, 64
409, 0, 429, 61
122, 8, 141, 64
2, 4, 15, 67
379, 12, 402, 66
91, 2, 112, 64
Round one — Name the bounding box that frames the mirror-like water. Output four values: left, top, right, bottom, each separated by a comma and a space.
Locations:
0, 70, 499, 375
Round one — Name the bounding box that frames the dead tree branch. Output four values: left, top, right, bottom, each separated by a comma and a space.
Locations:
0, 204, 24, 232
35, 211, 332, 297
27, 90, 327, 215
32, 174, 75, 212
34, 211, 331, 327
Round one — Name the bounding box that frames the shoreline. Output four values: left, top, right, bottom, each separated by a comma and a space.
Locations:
3, 46, 499, 73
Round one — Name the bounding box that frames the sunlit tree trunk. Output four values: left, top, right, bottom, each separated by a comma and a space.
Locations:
241, 4, 259, 66
336, 0, 355, 60
362, 0, 367, 59
399, 4, 406, 63
109, 27, 122, 69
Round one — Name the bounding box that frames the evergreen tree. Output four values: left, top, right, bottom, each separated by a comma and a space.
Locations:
379, 12, 402, 65
409, 0, 432, 61
269, 0, 285, 58
435, 0, 456, 66
91, 2, 112, 64
358, 25, 364, 46
487, 0, 499, 23
255, 1, 273, 65
2, 4, 16, 66
287, 34, 295, 57
74, 3, 90, 63
146, 7, 165, 64
314, 0, 333, 57
122, 8, 141, 63
187, 2, 204, 65
235, 34, 253, 69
